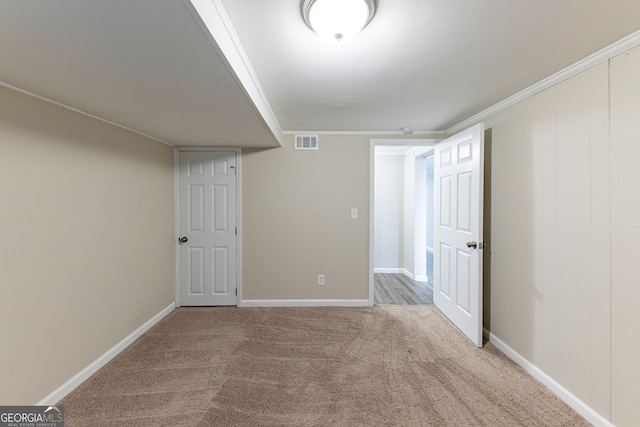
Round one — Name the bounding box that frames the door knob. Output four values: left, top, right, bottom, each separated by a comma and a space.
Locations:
466, 241, 477, 249
179, 236, 188, 244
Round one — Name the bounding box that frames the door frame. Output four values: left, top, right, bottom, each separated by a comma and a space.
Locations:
368, 138, 440, 305
174, 147, 242, 307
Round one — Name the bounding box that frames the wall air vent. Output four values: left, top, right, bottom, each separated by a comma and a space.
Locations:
294, 134, 319, 150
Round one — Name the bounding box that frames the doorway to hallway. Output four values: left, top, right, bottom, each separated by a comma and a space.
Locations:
371, 141, 436, 305
370, 125, 487, 347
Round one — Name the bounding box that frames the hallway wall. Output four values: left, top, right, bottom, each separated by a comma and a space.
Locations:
373, 154, 404, 269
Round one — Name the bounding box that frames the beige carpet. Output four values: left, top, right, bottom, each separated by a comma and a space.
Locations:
60, 305, 590, 426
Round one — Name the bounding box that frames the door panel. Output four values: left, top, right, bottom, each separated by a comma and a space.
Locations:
434, 123, 484, 347
440, 243, 452, 298
440, 175, 452, 228
188, 246, 205, 294
456, 248, 471, 312
189, 185, 205, 232
212, 247, 228, 294
457, 172, 472, 232
179, 151, 237, 306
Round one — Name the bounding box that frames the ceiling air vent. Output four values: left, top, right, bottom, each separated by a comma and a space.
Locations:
294, 134, 319, 150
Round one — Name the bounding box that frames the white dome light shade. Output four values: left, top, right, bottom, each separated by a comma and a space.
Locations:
302, 0, 377, 45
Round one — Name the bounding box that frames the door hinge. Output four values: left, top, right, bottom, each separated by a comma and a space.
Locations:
235, 288, 237, 296
235, 227, 237, 236
230, 165, 237, 175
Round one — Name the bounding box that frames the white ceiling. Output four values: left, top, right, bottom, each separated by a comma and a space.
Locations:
2, 1, 640, 146
223, 0, 640, 133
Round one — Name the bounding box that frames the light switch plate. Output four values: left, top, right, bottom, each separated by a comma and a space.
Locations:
351, 208, 358, 219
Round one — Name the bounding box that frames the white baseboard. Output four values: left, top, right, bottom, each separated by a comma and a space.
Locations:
241, 299, 370, 308
489, 332, 614, 427
374, 268, 404, 274
401, 269, 414, 279
374, 268, 420, 281
375, 269, 430, 282
36, 302, 176, 405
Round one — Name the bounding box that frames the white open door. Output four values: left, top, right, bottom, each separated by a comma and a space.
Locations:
434, 123, 484, 347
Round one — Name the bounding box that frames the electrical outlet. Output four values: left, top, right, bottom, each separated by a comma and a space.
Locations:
317, 275, 325, 286
351, 208, 358, 219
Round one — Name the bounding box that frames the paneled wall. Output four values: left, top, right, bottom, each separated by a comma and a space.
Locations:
610, 46, 640, 427
486, 45, 640, 426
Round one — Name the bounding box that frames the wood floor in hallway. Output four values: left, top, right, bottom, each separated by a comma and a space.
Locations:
374, 273, 433, 305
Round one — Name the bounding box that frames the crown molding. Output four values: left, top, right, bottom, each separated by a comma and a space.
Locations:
0, 81, 175, 147
185, 0, 283, 146
446, 28, 640, 136
282, 130, 446, 137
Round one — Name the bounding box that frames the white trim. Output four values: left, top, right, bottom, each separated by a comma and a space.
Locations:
282, 130, 446, 136
376, 151, 413, 157
369, 140, 376, 306
374, 268, 404, 274
241, 299, 370, 308
36, 303, 175, 405
446, 28, 640, 136
489, 332, 615, 427
370, 138, 440, 146
174, 149, 181, 306
185, 0, 282, 146
401, 269, 414, 280
175, 148, 242, 307
236, 150, 244, 307
373, 268, 424, 282
0, 81, 174, 147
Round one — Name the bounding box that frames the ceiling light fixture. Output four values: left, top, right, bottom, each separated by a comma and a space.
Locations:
301, 0, 377, 45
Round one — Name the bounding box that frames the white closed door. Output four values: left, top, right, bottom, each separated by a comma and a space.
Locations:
434, 123, 484, 347
178, 151, 237, 306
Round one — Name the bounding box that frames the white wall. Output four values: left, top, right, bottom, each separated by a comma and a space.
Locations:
373, 154, 404, 269
402, 153, 416, 275
425, 156, 434, 251
374, 148, 434, 280
413, 155, 427, 280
